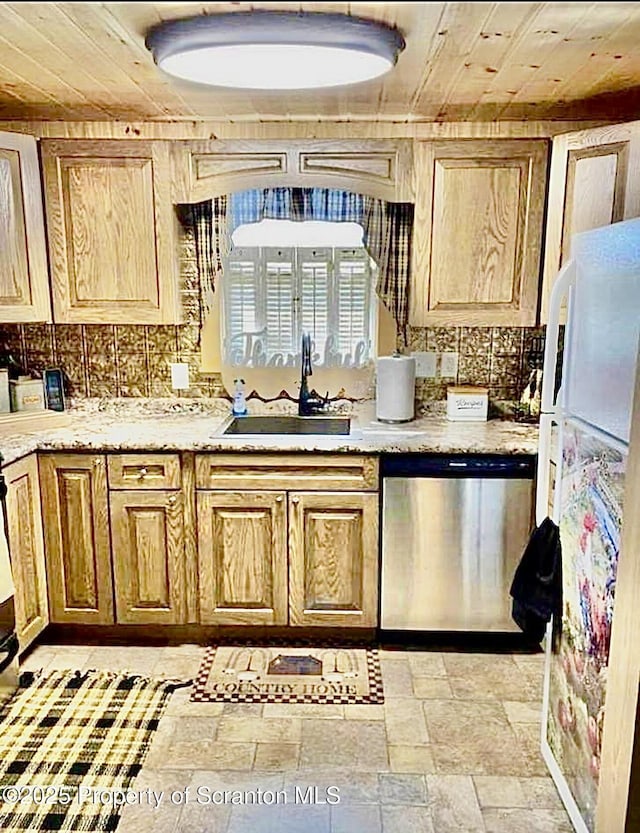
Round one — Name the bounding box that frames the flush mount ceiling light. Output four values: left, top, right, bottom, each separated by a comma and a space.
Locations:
145, 11, 405, 90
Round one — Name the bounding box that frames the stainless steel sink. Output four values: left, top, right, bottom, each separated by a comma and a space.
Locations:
222, 415, 351, 436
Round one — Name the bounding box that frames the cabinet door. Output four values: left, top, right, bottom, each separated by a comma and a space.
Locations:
541, 121, 640, 322
110, 490, 185, 624
410, 139, 547, 327
561, 144, 628, 263
4, 455, 48, 649
40, 139, 179, 324
289, 491, 379, 627
0, 131, 50, 322
197, 491, 287, 625
39, 454, 113, 624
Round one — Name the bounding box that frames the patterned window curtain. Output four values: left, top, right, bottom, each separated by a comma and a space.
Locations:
227, 187, 414, 336
227, 187, 364, 229
183, 196, 229, 332
361, 197, 414, 344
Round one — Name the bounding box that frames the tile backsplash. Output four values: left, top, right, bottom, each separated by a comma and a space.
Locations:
0, 320, 546, 410
0, 322, 227, 400
0, 223, 546, 408
400, 324, 547, 412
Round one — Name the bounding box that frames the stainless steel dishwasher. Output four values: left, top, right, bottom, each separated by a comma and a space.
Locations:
381, 454, 536, 632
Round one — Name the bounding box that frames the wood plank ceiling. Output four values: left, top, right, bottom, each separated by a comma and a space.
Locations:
0, 2, 639, 122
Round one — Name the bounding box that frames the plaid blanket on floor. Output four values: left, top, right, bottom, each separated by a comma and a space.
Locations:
0, 669, 186, 831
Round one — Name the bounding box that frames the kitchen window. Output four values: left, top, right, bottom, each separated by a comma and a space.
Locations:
222, 221, 377, 370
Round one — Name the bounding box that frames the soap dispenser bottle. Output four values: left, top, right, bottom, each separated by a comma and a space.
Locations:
232, 378, 248, 416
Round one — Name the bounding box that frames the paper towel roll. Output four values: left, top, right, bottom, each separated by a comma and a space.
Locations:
376, 354, 416, 423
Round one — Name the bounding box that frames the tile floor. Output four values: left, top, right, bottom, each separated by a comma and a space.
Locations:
19, 643, 574, 833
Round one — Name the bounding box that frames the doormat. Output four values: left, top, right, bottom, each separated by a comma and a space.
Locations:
191, 646, 384, 704
0, 669, 188, 832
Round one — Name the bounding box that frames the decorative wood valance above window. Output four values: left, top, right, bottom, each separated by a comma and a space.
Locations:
179, 187, 414, 336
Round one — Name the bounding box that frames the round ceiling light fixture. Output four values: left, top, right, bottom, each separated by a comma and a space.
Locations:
145, 11, 405, 90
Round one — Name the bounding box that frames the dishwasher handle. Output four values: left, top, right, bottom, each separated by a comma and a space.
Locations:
381, 453, 536, 479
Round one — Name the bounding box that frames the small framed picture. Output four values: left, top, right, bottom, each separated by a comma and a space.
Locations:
43, 367, 65, 412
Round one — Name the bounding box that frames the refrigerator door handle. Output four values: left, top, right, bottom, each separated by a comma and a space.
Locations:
536, 413, 553, 525
541, 260, 576, 413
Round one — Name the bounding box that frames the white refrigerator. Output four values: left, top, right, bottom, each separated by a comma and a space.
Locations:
536, 217, 640, 833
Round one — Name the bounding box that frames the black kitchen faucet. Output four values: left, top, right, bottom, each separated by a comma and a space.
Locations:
298, 333, 329, 416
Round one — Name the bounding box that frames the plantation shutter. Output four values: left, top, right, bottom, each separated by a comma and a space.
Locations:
335, 248, 372, 365
298, 247, 332, 359
263, 247, 296, 363
222, 245, 374, 367
224, 247, 259, 365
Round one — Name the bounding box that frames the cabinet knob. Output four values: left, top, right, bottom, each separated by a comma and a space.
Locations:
139, 467, 148, 479
292, 497, 300, 505
276, 495, 283, 503
168, 495, 177, 505
93, 457, 102, 467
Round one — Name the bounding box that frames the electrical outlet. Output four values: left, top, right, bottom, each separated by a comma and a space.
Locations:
411, 351, 437, 378
440, 351, 459, 378
170, 362, 189, 390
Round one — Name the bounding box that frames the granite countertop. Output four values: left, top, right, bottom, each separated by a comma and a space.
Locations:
0, 398, 540, 467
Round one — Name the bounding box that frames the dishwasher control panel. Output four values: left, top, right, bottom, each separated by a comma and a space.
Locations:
381, 453, 536, 479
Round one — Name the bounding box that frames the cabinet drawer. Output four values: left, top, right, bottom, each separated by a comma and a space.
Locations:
195, 453, 379, 492
107, 454, 181, 490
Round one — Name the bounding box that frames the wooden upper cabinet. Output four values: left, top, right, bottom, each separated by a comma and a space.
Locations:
4, 454, 48, 650
541, 121, 640, 322
561, 144, 628, 263
196, 490, 288, 625
288, 491, 379, 627
0, 131, 51, 322
110, 490, 185, 625
409, 139, 548, 327
39, 453, 113, 624
40, 140, 180, 324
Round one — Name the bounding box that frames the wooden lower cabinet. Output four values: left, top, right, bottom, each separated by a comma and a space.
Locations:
4, 455, 48, 650
288, 491, 379, 627
39, 454, 114, 624
110, 490, 185, 624
34, 451, 380, 631
197, 491, 288, 625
